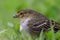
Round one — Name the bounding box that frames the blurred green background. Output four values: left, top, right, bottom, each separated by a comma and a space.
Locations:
0, 0, 60, 40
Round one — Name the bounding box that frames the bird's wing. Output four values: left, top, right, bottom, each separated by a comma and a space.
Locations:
29, 20, 50, 32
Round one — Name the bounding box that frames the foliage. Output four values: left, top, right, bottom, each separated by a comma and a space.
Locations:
0, 0, 60, 40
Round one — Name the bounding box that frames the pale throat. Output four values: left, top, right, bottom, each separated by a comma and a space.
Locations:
20, 18, 31, 31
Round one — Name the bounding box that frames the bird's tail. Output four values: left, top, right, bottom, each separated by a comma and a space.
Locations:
51, 20, 60, 32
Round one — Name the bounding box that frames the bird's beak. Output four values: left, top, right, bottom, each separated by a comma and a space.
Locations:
13, 14, 19, 18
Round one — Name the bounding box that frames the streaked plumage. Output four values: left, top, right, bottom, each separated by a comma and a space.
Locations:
13, 9, 60, 37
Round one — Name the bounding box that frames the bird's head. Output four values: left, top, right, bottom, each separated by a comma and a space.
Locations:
13, 9, 35, 19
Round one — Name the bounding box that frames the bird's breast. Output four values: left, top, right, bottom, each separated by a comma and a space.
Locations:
20, 18, 31, 31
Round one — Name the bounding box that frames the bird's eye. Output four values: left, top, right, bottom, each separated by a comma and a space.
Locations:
20, 13, 23, 15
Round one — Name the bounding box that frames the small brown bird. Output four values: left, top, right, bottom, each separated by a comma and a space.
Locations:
13, 9, 60, 38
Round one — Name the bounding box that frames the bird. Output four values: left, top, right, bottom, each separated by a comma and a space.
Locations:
13, 9, 60, 38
